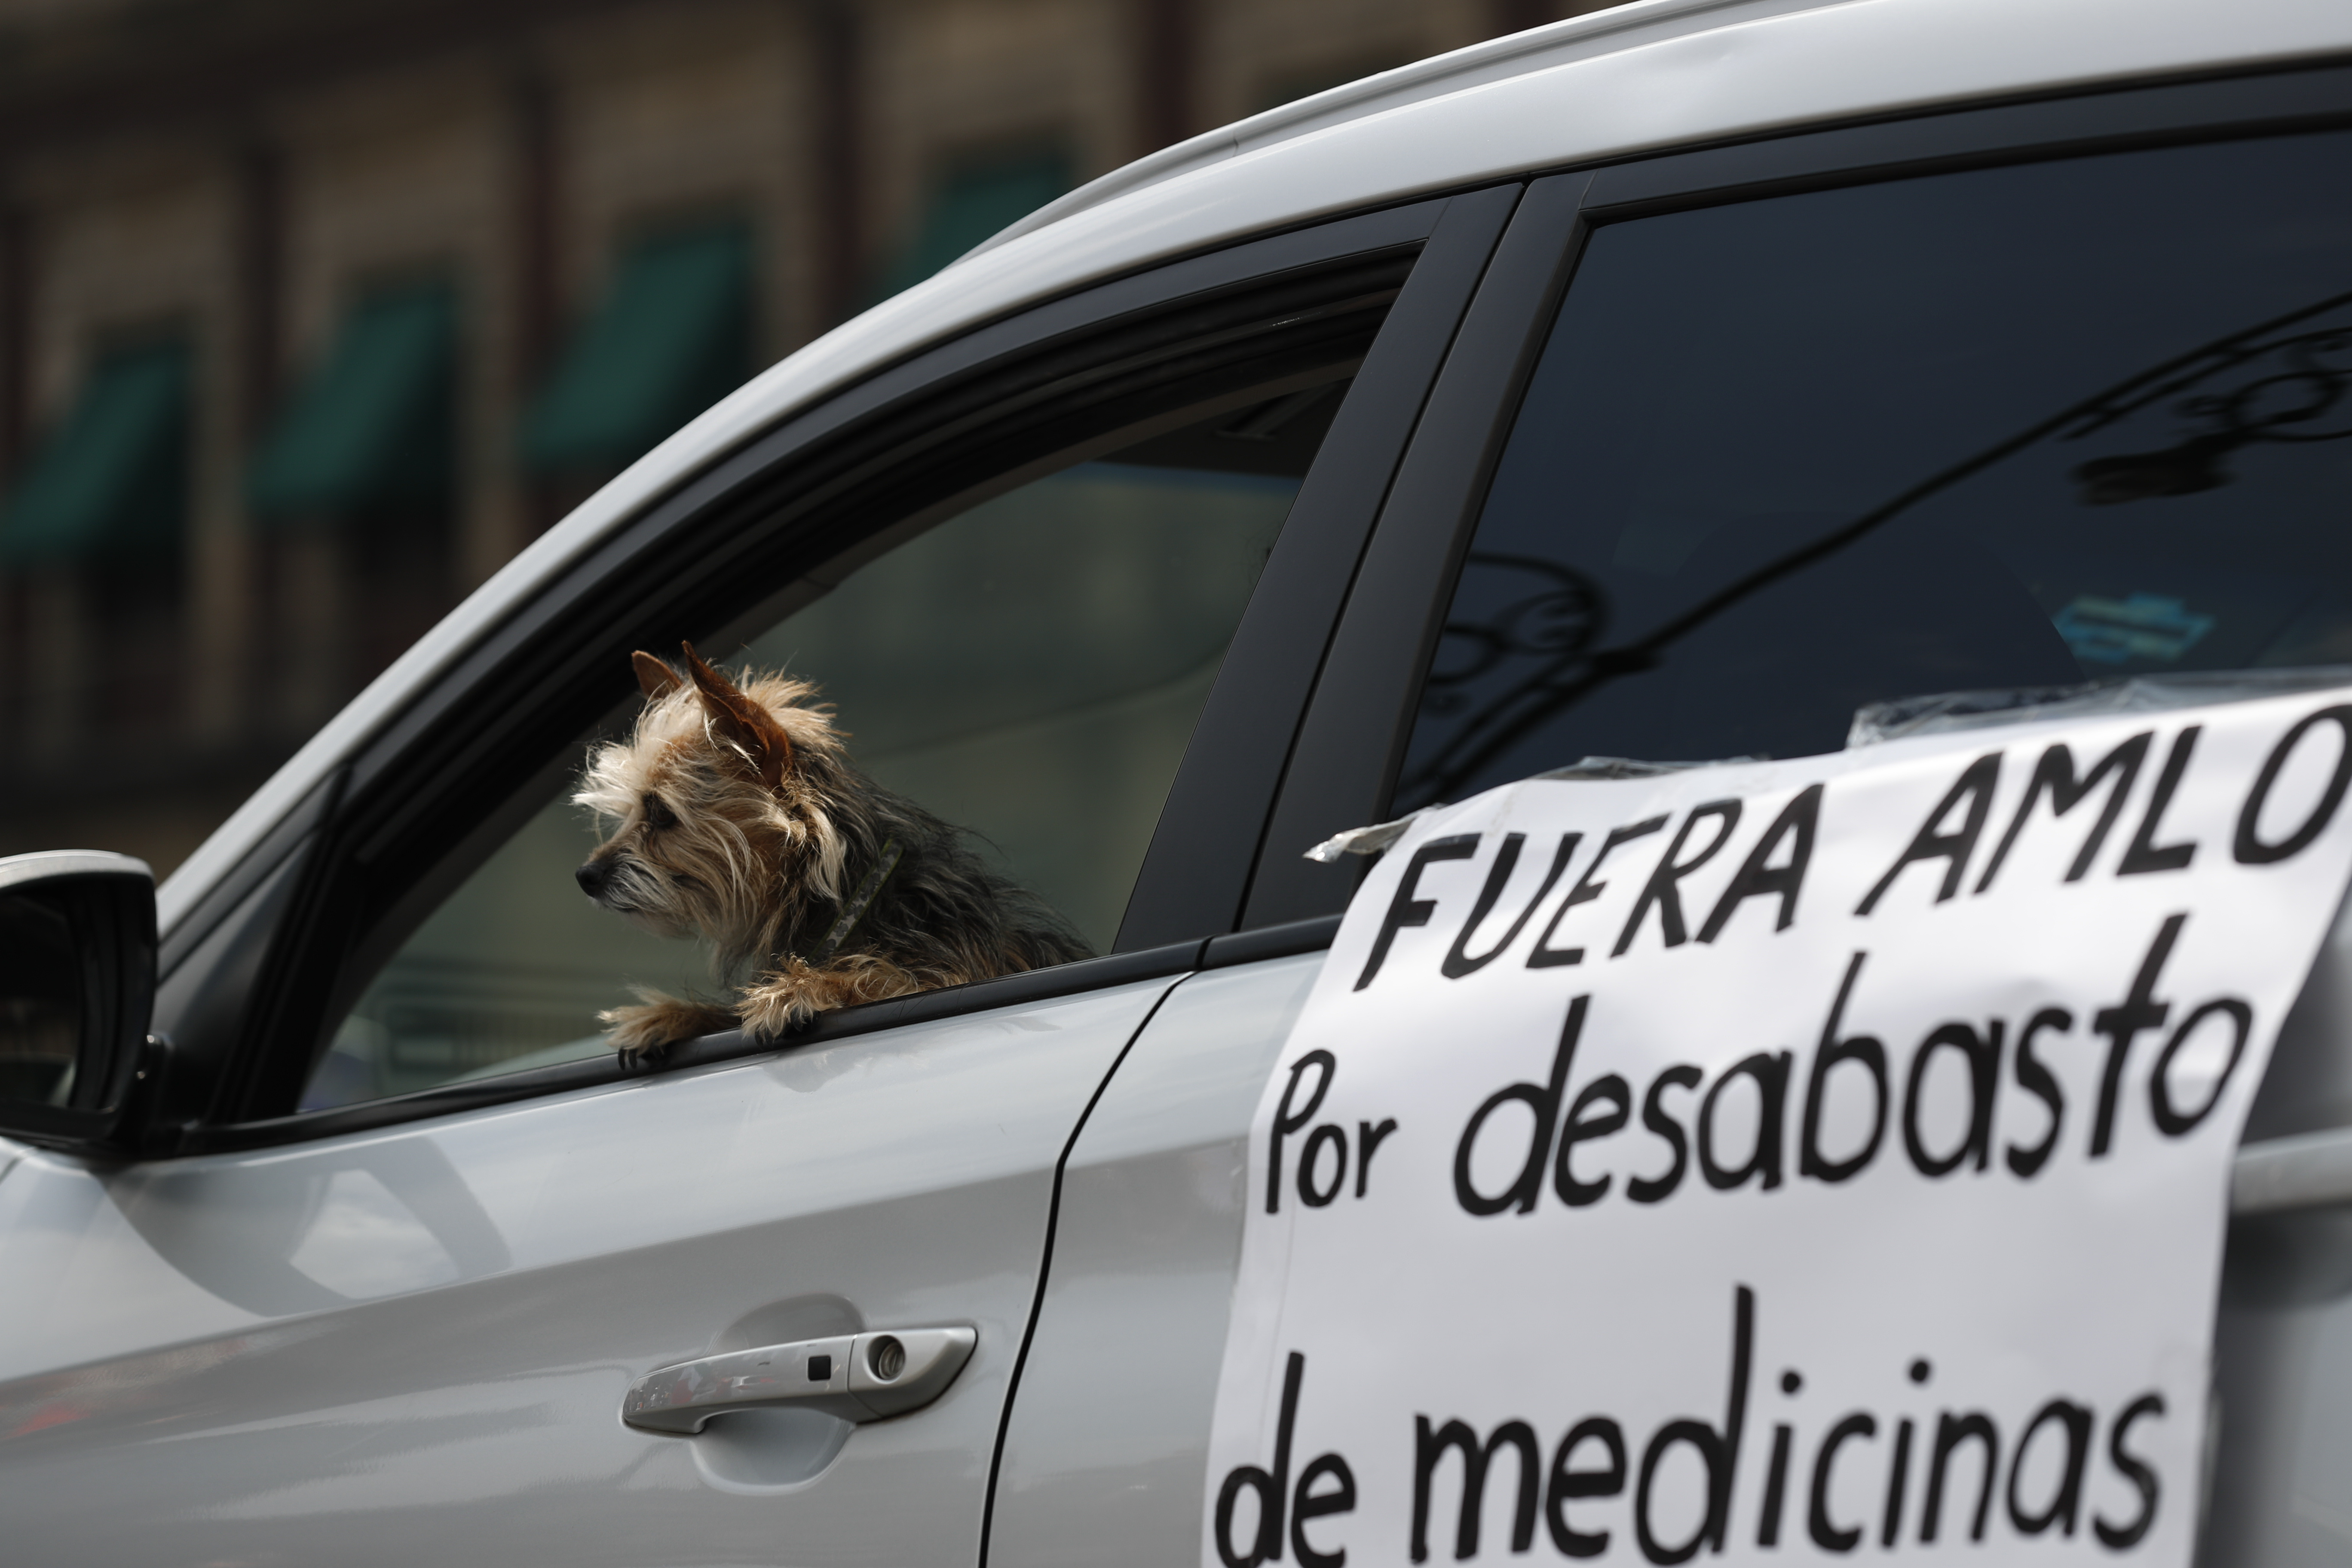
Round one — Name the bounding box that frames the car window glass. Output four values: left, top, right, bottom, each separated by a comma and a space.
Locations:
1397, 129, 2352, 812
300, 383, 1345, 1109
735, 459, 1294, 943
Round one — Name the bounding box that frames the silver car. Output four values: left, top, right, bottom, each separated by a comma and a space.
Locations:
2, 0, 2350, 1561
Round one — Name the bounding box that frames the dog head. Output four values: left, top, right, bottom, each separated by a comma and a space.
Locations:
572, 643, 848, 965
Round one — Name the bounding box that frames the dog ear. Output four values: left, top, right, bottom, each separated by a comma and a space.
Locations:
681, 641, 794, 788
632, 650, 684, 700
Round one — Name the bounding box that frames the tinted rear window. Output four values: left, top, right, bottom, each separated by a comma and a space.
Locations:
1399, 129, 2352, 811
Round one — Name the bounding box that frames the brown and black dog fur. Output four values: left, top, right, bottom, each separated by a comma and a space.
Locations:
573, 643, 1090, 1059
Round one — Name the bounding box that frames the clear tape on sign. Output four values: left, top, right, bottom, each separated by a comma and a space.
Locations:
1849, 666, 2352, 748
1305, 761, 1765, 865
1303, 812, 1430, 864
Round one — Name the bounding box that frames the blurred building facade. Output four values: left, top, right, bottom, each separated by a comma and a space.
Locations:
0, 0, 1608, 875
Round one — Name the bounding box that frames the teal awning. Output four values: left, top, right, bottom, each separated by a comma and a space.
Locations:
249, 281, 455, 524
876, 149, 1074, 300
0, 340, 190, 567
522, 222, 752, 477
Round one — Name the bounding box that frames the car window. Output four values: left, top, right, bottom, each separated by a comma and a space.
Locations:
1396, 129, 2352, 812
299, 382, 1346, 1109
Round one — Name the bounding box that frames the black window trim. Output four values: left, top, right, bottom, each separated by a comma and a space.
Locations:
1243, 55, 2352, 930
147, 193, 1508, 1156
1114, 184, 1519, 946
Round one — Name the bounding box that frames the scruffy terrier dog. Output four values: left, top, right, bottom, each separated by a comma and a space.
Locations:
573, 643, 1091, 1060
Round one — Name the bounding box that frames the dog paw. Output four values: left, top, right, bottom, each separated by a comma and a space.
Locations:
601, 995, 737, 1067
735, 980, 819, 1042
601, 1006, 676, 1069
736, 956, 929, 1040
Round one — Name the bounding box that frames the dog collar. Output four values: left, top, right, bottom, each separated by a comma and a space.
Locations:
804, 837, 904, 964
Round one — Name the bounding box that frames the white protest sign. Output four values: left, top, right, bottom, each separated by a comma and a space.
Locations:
1203, 690, 2352, 1568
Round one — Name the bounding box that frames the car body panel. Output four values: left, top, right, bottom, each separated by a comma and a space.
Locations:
0, 977, 1172, 1564
989, 952, 1324, 1567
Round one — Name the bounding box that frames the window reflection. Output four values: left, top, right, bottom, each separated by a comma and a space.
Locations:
1401, 132, 2352, 811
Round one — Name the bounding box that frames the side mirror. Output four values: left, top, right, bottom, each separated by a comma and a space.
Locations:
0, 851, 156, 1152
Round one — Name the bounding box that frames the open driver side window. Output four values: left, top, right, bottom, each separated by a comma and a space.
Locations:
301, 374, 1354, 1109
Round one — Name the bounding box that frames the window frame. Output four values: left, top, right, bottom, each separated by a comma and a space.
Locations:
1242, 56, 2352, 930
143, 190, 1518, 1155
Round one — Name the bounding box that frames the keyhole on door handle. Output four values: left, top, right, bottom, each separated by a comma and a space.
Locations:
867, 1335, 904, 1381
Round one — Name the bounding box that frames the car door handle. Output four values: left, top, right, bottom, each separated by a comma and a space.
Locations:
622, 1325, 977, 1435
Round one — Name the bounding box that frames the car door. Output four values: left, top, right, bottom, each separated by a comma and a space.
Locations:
988, 65, 2352, 1568
0, 192, 1516, 1565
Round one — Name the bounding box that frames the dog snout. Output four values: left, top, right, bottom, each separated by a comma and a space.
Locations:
575, 859, 611, 898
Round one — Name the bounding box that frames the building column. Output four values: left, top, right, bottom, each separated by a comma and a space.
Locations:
808, 0, 866, 328
21, 569, 83, 766
190, 142, 280, 749
0, 204, 31, 752
0, 204, 27, 486
469, 63, 562, 585
272, 527, 347, 734
1135, 0, 1197, 156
